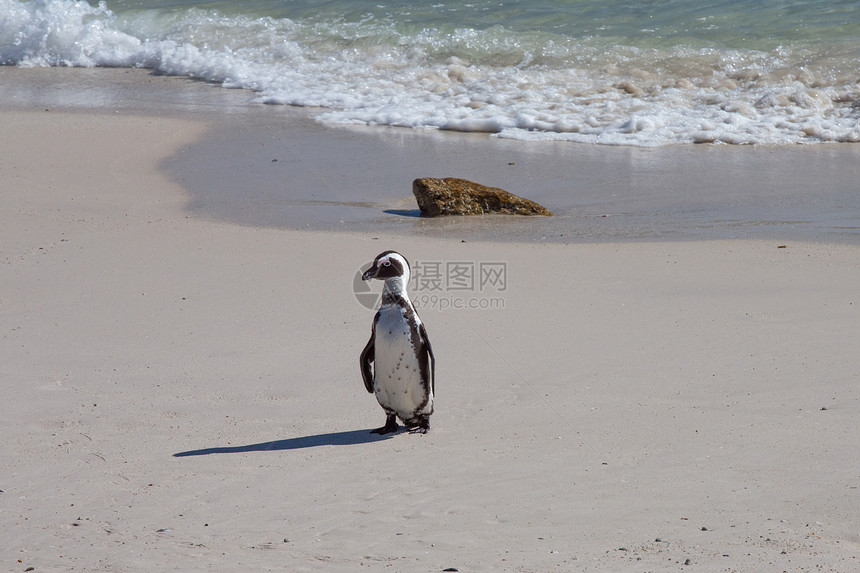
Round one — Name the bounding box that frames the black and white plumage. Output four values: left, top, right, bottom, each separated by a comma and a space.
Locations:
360, 251, 435, 434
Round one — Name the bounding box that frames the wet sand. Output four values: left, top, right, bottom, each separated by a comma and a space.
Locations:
3, 66, 860, 243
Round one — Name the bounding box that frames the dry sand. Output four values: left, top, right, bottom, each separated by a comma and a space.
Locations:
2, 107, 858, 572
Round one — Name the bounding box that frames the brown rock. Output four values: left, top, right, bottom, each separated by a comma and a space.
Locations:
412, 177, 552, 217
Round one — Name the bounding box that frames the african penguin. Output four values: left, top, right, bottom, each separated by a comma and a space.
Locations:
360, 251, 435, 434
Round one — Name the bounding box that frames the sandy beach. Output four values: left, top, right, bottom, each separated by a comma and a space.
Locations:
2, 70, 859, 572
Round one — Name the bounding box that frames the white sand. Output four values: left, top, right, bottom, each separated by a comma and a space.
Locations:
2, 109, 858, 572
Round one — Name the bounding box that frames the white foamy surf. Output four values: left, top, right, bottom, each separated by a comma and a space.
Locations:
2, 0, 859, 145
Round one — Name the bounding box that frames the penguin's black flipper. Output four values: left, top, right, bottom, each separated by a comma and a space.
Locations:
419, 322, 435, 395
360, 328, 375, 394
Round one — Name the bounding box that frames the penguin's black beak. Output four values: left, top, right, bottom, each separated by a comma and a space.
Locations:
362, 265, 377, 281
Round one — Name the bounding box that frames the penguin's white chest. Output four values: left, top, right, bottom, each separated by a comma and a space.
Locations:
373, 305, 431, 419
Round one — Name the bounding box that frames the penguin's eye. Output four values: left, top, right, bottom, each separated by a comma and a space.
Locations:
382, 260, 391, 267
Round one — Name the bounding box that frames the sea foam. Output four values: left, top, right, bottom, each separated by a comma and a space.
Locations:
2, 0, 859, 146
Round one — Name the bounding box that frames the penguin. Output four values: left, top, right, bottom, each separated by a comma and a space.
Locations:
360, 251, 435, 434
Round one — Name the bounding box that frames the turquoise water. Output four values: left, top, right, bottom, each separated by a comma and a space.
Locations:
3, 0, 860, 144
110, 0, 858, 49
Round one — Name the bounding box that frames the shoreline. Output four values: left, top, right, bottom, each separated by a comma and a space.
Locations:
3, 66, 860, 244
2, 69, 859, 572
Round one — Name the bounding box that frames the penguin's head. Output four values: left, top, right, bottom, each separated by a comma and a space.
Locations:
362, 251, 411, 284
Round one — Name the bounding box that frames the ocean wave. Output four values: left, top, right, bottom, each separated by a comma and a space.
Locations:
2, 0, 859, 145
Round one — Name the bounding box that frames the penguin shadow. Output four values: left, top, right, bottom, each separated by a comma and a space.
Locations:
172, 429, 395, 457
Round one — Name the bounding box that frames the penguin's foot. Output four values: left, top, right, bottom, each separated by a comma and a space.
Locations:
406, 416, 430, 434
370, 414, 399, 435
